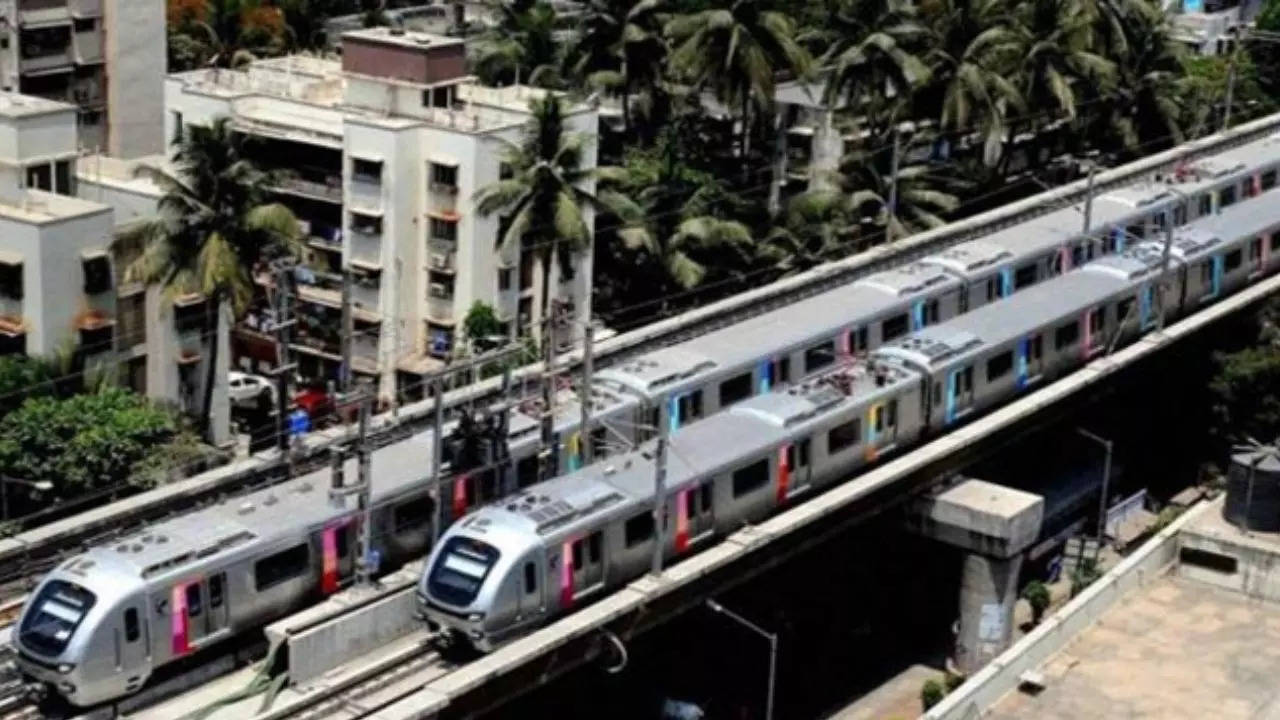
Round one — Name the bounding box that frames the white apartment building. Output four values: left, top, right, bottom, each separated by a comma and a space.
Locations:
0, 0, 165, 157
163, 28, 599, 403
1170, 0, 1261, 55
0, 91, 229, 443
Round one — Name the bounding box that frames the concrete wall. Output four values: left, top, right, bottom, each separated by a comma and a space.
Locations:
1178, 524, 1280, 601
922, 500, 1215, 720
103, 0, 165, 158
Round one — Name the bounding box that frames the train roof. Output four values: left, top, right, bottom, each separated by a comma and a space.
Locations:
875, 268, 1131, 368
1188, 187, 1280, 244
77, 431, 439, 581
598, 265, 955, 397
920, 240, 1015, 275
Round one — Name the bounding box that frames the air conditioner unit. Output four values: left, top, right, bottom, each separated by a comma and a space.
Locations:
430, 253, 449, 270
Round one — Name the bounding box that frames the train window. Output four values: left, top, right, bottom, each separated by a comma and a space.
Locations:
986, 351, 1013, 382
1125, 224, 1145, 241
1088, 308, 1104, 335
124, 608, 139, 643
887, 400, 897, 427
1173, 205, 1187, 226
571, 541, 584, 570
1272, 234, 1280, 252
1055, 321, 1079, 350
933, 382, 941, 406
587, 533, 602, 564
882, 314, 909, 342
1014, 264, 1037, 290
516, 455, 540, 488
731, 459, 770, 498
1200, 261, 1213, 285
720, 372, 753, 406
828, 418, 861, 453
924, 299, 939, 326
1221, 185, 1237, 208
1198, 195, 1212, 216
1117, 297, 1136, 326
699, 482, 713, 514
775, 356, 792, 384
1263, 170, 1278, 191
524, 563, 536, 594
1251, 238, 1263, 261
785, 438, 811, 469
624, 512, 655, 547
186, 584, 202, 618
254, 544, 309, 592
394, 497, 432, 533
336, 525, 350, 559
1225, 249, 1243, 272
959, 367, 973, 393
591, 427, 608, 458
985, 277, 999, 302
853, 326, 869, 351
1071, 246, 1085, 268
804, 340, 836, 373
209, 574, 224, 609
1031, 335, 1043, 360
677, 390, 704, 422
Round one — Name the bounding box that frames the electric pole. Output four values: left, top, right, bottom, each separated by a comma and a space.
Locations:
354, 380, 374, 587
1081, 161, 1097, 235
430, 376, 445, 543
578, 322, 594, 466
540, 298, 558, 482
340, 265, 353, 395
650, 417, 669, 577
1224, 28, 1245, 132
886, 125, 903, 244
270, 259, 298, 456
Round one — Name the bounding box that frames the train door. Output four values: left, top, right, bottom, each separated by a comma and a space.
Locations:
204, 572, 229, 637
518, 554, 544, 620
944, 366, 975, 424
1249, 236, 1265, 278
758, 356, 791, 393
668, 390, 703, 432
1017, 335, 1043, 389
321, 521, 354, 595
1139, 284, 1157, 331
118, 605, 147, 688
567, 531, 605, 598
777, 439, 812, 503
674, 482, 715, 552
1082, 306, 1105, 357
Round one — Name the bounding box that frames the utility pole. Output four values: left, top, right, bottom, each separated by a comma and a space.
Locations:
340, 265, 353, 395
540, 299, 558, 482
354, 380, 374, 586
1081, 161, 1097, 235
1155, 222, 1176, 332
886, 125, 903, 244
1224, 28, 1245, 132
430, 376, 445, 543
328, 443, 346, 508
270, 259, 298, 456
650, 418, 669, 576
578, 322, 595, 466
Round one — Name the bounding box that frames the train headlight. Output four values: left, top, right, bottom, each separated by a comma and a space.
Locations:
57, 663, 75, 675
468, 612, 485, 622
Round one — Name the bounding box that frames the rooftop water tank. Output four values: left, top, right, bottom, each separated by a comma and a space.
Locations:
1223, 440, 1280, 532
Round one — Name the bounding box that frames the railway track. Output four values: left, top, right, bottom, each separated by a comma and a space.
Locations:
3, 111, 1280, 611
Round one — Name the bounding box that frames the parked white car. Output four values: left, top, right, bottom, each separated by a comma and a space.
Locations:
228, 371, 275, 408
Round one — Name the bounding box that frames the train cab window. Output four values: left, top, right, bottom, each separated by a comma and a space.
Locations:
1055, 321, 1079, 350
827, 418, 861, 453
19, 580, 97, 656
804, 340, 836, 373
1263, 170, 1278, 191
254, 544, 309, 591
524, 562, 537, 594
124, 608, 140, 643
1014, 264, 1037, 290
185, 584, 202, 618
1221, 185, 1236, 208
209, 574, 224, 609
1198, 195, 1212, 216
731, 459, 770, 498
624, 512, 655, 547
882, 314, 909, 342
849, 326, 869, 352
719, 372, 754, 406
1225, 248, 1243, 272
986, 351, 1013, 381
427, 537, 500, 606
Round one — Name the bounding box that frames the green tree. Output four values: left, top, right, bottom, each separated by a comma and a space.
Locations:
118, 117, 302, 440
665, 0, 812, 170
463, 301, 506, 351
766, 189, 858, 272
564, 0, 669, 134
167, 0, 288, 71
0, 388, 177, 503
1254, 0, 1280, 103
474, 95, 612, 346
472, 0, 563, 88
1021, 579, 1051, 623
833, 129, 964, 242
812, 0, 931, 125
921, 678, 946, 709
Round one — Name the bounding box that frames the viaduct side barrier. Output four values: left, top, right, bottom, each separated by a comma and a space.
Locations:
3, 111, 1279, 590
368, 240, 1280, 720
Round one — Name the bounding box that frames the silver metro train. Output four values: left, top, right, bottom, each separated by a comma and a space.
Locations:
15, 129, 1280, 706
417, 187, 1280, 650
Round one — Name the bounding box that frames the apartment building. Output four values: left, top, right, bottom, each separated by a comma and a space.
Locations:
1171, 0, 1262, 55
163, 28, 600, 403
0, 0, 165, 157
0, 91, 229, 443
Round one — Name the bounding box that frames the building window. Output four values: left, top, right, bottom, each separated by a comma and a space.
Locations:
429, 278, 454, 300
431, 162, 458, 190
82, 253, 111, 294
54, 160, 72, 196
430, 217, 458, 243
428, 322, 453, 356
254, 544, 310, 591
351, 157, 382, 184
350, 212, 382, 236
498, 268, 512, 291
0, 331, 24, 356
25, 164, 51, 191
499, 162, 513, 180
0, 260, 22, 299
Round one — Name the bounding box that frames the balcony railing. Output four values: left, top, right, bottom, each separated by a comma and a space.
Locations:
20, 47, 72, 73
426, 295, 454, 323
69, 0, 102, 17
273, 171, 343, 204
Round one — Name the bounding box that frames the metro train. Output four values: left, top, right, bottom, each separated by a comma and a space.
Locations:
13, 130, 1280, 706
416, 188, 1280, 651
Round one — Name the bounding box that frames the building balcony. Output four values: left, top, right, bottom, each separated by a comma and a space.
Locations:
426, 239, 456, 274
69, 0, 102, 18
21, 47, 73, 74
272, 169, 343, 204
427, 183, 458, 215
426, 295, 454, 324
19, 0, 70, 27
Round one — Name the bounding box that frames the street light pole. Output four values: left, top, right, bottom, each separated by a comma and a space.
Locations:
1, 475, 54, 522
706, 599, 778, 720
1076, 428, 1113, 547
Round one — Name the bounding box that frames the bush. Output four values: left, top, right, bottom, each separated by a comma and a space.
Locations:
944, 671, 966, 693
1021, 580, 1052, 623
921, 678, 946, 710
1071, 558, 1103, 597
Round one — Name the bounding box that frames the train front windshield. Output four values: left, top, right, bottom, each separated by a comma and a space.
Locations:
428, 536, 500, 606
19, 580, 97, 656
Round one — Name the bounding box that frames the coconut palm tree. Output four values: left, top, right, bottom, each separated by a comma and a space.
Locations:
472, 0, 563, 88
1089, 0, 1187, 152
1011, 0, 1117, 125
811, 0, 931, 120
563, 0, 669, 134
765, 189, 859, 272
665, 0, 812, 170
834, 129, 965, 242
919, 0, 1024, 167
118, 118, 301, 440
474, 95, 611, 344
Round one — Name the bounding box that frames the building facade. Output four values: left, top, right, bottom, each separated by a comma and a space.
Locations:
163, 28, 599, 403
0, 0, 165, 158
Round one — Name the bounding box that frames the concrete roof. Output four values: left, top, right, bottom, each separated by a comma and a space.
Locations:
0, 92, 75, 118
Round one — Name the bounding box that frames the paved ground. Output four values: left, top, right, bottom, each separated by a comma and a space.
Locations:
989, 577, 1280, 720
823, 664, 941, 720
